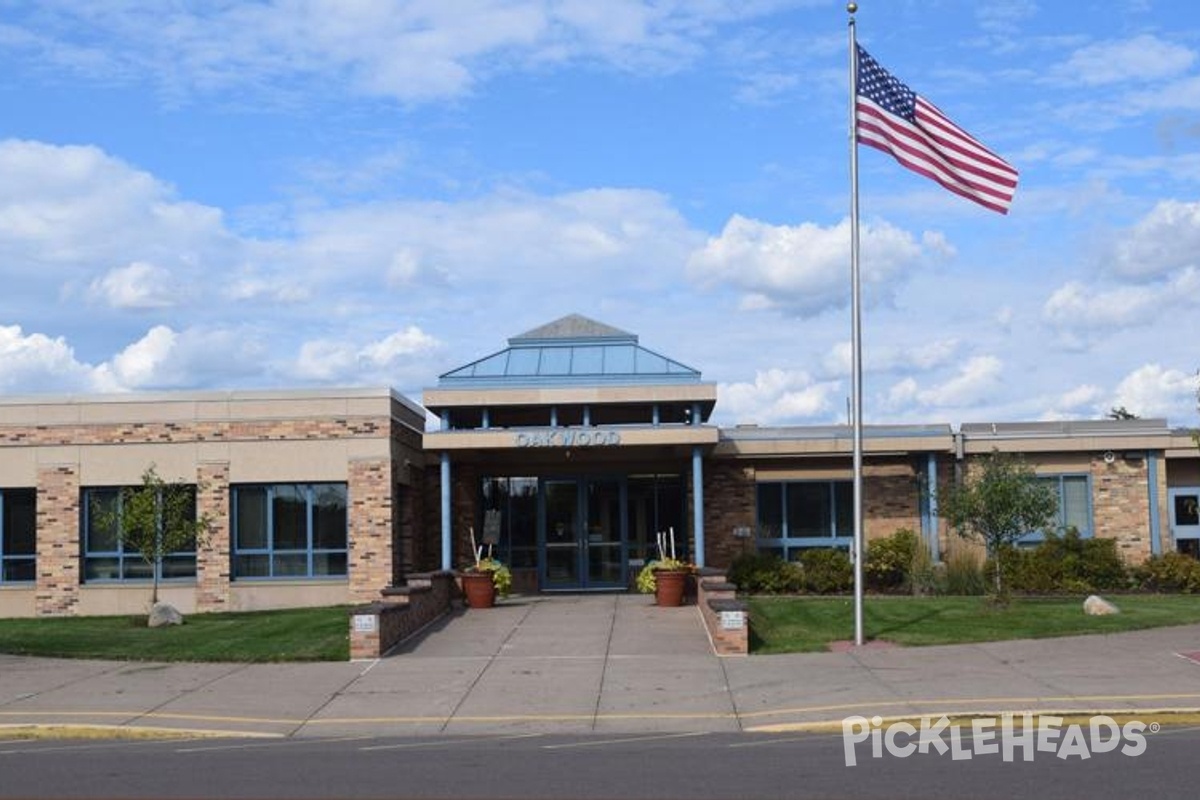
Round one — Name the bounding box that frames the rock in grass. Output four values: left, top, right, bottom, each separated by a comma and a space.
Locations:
148, 602, 184, 628
1083, 595, 1120, 616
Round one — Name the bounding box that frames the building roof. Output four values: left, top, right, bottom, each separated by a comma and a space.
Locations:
438, 313, 703, 387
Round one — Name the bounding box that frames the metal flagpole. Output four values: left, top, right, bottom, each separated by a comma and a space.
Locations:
847, 2, 865, 647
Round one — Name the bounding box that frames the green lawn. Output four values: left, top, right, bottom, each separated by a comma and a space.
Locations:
747, 595, 1200, 654
0, 606, 351, 662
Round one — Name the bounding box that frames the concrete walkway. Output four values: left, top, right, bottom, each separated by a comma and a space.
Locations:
2, 594, 1200, 738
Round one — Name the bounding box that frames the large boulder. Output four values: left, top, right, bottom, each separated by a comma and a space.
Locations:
1083, 594, 1120, 616
148, 602, 184, 628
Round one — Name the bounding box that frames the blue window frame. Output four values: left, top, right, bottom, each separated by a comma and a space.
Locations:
81, 487, 198, 582
1, 488, 36, 584
231, 483, 348, 579
756, 481, 853, 560
1022, 474, 1092, 543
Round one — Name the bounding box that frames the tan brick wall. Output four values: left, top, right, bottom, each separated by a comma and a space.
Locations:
863, 461, 924, 542
195, 462, 231, 612
1092, 454, 1153, 563
348, 458, 394, 603
35, 466, 80, 616
0, 418, 387, 448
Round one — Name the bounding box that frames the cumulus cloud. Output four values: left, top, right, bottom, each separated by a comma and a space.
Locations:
718, 368, 842, 425
1111, 364, 1198, 419
0, 324, 96, 393
904, 356, 1004, 410
1105, 200, 1200, 280
88, 261, 179, 309
686, 215, 944, 317
292, 326, 442, 386
91, 325, 268, 391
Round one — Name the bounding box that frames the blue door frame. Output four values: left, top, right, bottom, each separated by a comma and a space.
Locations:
538, 477, 628, 590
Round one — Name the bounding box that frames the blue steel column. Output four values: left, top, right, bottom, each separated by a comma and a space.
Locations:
440, 452, 452, 571
692, 445, 705, 567
926, 453, 941, 562
1148, 451, 1162, 556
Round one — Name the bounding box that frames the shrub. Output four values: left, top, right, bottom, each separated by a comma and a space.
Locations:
942, 545, 987, 596
865, 529, 920, 592
994, 530, 1130, 594
800, 548, 853, 594
1134, 552, 1200, 593
727, 552, 804, 594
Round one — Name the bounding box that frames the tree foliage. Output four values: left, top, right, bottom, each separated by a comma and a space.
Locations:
91, 465, 212, 605
941, 451, 1059, 599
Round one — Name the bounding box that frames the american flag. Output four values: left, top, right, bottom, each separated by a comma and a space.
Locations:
855, 45, 1018, 215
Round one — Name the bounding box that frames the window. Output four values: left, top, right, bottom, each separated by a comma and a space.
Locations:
1, 489, 36, 583
480, 477, 538, 569
756, 481, 852, 560
232, 484, 348, 579
81, 487, 197, 582
1025, 474, 1092, 543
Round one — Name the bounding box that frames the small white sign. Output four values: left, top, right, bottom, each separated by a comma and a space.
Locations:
720, 611, 745, 630
353, 614, 377, 633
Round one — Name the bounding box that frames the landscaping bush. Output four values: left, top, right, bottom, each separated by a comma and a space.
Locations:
992, 530, 1130, 594
727, 551, 804, 594
865, 529, 919, 592
800, 548, 853, 594
1134, 552, 1200, 593
942, 545, 987, 596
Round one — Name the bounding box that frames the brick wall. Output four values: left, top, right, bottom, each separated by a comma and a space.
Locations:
702, 461, 757, 570
195, 462, 231, 612
35, 466, 80, 616
348, 458, 395, 603
1092, 454, 1154, 563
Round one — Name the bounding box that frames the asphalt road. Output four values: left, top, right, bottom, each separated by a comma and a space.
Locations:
1, 727, 1197, 800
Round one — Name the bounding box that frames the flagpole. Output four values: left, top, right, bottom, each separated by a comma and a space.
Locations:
847, 2, 865, 647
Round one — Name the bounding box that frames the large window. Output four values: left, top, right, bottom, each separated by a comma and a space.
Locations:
232, 483, 348, 579
1026, 474, 1092, 542
756, 481, 852, 560
81, 487, 198, 582
480, 477, 538, 569
1, 489, 36, 584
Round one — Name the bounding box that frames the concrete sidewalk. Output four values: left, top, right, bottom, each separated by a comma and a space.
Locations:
2, 594, 1199, 739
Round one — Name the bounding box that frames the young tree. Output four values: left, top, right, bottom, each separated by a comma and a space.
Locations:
941, 450, 1059, 600
92, 465, 213, 607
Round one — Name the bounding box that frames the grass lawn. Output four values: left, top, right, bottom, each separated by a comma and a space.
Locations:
0, 606, 351, 662
747, 595, 1200, 654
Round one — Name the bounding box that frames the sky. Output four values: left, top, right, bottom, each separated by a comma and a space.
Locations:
1, 0, 1199, 430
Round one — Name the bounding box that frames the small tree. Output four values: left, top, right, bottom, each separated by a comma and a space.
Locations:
941, 451, 1058, 600
92, 465, 212, 607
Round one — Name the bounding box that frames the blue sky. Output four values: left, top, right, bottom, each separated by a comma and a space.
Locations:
1, 0, 1199, 428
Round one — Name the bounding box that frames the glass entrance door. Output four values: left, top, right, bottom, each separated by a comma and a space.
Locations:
540, 478, 626, 590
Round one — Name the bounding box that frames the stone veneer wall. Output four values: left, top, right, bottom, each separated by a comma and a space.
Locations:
195, 462, 231, 612
35, 466, 81, 616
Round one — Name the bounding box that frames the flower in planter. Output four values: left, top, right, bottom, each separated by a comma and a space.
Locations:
468, 556, 513, 597
636, 557, 693, 594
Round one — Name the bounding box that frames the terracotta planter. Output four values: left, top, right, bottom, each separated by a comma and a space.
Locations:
654, 568, 688, 607
461, 571, 497, 609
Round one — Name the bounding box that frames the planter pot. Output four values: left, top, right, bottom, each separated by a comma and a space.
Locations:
654, 569, 688, 607
461, 571, 497, 609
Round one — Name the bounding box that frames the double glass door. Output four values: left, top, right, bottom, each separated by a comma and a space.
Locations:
542, 479, 625, 589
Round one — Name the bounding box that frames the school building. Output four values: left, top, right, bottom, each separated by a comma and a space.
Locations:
1, 314, 1198, 617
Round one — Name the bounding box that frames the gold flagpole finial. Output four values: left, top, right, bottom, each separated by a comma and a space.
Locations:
847, 2, 858, 14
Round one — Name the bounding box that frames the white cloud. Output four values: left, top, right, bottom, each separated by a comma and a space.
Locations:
292, 326, 442, 386
1057, 34, 1195, 86
1106, 200, 1200, 280
686, 215, 940, 318
0, 324, 95, 393
89, 261, 179, 309
1111, 364, 1197, 419
3, 1, 801, 104
917, 356, 1004, 409
718, 368, 842, 425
